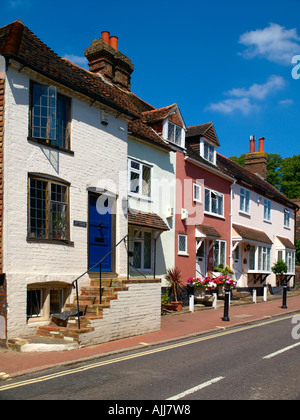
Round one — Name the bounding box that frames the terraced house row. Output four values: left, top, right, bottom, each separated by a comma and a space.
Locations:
0, 20, 298, 345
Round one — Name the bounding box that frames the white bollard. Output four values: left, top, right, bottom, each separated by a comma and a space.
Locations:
212, 293, 217, 309
252, 289, 257, 304
189, 295, 194, 312
263, 286, 267, 302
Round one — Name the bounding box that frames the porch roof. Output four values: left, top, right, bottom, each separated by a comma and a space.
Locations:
195, 224, 221, 239
232, 224, 273, 245
277, 236, 296, 250
128, 210, 169, 231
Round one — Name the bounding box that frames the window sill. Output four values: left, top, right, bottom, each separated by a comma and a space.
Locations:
28, 137, 74, 155
128, 193, 152, 202
204, 211, 225, 220
263, 219, 272, 224
239, 211, 251, 218
178, 252, 189, 257
27, 237, 74, 246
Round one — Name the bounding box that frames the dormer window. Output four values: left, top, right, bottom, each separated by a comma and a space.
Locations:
200, 139, 216, 164
166, 121, 184, 148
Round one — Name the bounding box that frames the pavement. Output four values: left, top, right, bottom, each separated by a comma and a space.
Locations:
0, 292, 300, 381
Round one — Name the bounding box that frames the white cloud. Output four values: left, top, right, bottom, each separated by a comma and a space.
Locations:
239, 23, 300, 65
227, 75, 286, 100
206, 97, 256, 115
206, 75, 286, 115
278, 98, 293, 106
63, 54, 88, 68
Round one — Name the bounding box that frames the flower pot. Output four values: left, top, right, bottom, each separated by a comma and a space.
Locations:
194, 289, 205, 301
165, 301, 183, 311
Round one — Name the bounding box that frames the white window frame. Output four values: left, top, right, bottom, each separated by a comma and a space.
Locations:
264, 198, 271, 222
204, 188, 224, 217
163, 120, 185, 148
277, 249, 295, 274
128, 158, 152, 199
213, 240, 226, 268
193, 182, 201, 203
284, 208, 290, 228
248, 245, 271, 273
240, 187, 250, 214
258, 246, 271, 272
178, 234, 188, 255
200, 139, 216, 165
131, 229, 153, 272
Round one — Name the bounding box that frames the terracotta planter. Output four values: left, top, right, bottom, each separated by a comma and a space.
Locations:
165, 301, 183, 311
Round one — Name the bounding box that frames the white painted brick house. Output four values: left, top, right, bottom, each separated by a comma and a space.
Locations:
0, 21, 162, 341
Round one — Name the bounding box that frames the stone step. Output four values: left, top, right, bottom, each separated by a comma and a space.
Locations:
36, 324, 94, 343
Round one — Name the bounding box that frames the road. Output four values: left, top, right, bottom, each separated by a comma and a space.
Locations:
0, 314, 300, 402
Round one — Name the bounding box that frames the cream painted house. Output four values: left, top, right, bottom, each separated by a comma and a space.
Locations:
127, 104, 185, 282
218, 137, 298, 289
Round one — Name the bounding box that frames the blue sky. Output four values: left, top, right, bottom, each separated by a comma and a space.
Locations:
1, 0, 300, 158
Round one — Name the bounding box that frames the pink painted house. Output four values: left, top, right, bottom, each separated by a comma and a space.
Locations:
175, 123, 234, 283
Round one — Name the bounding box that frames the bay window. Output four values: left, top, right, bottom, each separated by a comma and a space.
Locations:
258, 246, 271, 272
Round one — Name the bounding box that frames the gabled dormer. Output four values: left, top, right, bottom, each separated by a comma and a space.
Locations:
186, 122, 220, 165
142, 103, 186, 149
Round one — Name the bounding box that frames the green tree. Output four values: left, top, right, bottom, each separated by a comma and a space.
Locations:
296, 238, 300, 266
280, 155, 300, 199
265, 153, 283, 190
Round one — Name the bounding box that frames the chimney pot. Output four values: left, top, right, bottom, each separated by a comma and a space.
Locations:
101, 31, 110, 44
258, 137, 265, 153
249, 135, 255, 153
109, 36, 118, 51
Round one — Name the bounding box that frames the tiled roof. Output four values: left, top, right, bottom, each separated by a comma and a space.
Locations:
128, 119, 170, 151
128, 210, 169, 231
196, 224, 221, 238
0, 21, 182, 154
141, 104, 177, 124
233, 224, 273, 244
0, 21, 178, 153
217, 153, 297, 210
277, 236, 296, 250
186, 122, 220, 147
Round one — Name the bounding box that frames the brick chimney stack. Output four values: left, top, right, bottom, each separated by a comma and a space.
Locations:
244, 136, 267, 179
84, 31, 134, 91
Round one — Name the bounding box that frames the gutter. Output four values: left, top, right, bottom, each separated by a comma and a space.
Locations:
185, 155, 235, 182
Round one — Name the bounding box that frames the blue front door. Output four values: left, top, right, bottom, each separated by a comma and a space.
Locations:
88, 194, 112, 272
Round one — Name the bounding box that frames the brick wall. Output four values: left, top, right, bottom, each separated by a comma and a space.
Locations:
4, 67, 129, 338
0, 79, 6, 343
79, 279, 161, 347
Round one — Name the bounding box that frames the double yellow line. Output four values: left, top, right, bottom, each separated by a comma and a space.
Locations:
0, 314, 297, 392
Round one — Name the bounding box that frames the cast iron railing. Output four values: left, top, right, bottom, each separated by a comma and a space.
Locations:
72, 234, 128, 329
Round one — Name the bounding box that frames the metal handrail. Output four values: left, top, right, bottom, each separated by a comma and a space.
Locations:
72, 234, 128, 329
